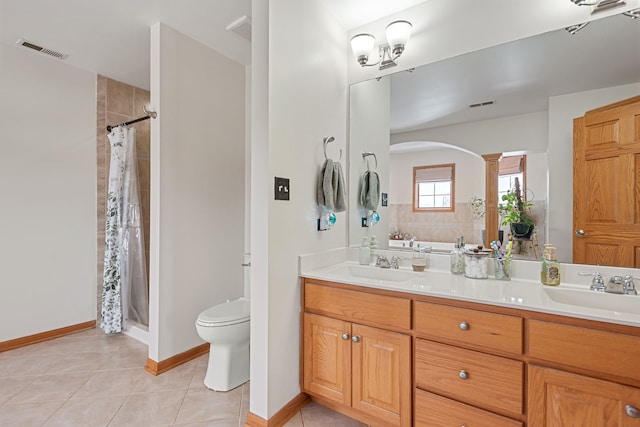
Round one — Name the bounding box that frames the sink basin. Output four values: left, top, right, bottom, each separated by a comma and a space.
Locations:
329, 265, 417, 283
544, 287, 640, 314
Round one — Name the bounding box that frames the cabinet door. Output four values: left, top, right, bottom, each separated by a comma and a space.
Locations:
351, 323, 411, 427
303, 313, 351, 406
528, 365, 640, 427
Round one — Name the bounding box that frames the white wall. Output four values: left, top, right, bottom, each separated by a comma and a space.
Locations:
148, 23, 246, 362
0, 43, 96, 341
548, 82, 640, 262
250, 0, 348, 419
392, 112, 548, 155
349, 77, 391, 248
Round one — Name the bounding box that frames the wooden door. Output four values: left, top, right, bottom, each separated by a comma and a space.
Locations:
303, 313, 351, 406
573, 95, 640, 266
351, 323, 411, 427
528, 365, 640, 427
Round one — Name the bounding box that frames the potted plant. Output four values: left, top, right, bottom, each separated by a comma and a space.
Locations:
499, 179, 535, 240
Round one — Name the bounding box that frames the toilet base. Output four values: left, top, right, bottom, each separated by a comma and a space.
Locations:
204, 342, 249, 392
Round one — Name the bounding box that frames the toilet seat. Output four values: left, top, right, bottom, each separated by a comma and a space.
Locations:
196, 297, 250, 327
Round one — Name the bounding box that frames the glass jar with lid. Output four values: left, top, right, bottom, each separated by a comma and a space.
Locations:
464, 248, 491, 279
412, 245, 431, 271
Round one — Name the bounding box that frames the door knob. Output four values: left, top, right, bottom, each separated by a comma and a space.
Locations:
459, 321, 469, 331
342, 333, 350, 340
575, 229, 585, 236
458, 370, 468, 380
352, 336, 361, 343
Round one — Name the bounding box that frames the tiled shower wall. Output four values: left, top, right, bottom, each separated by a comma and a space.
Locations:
388, 202, 483, 245
388, 200, 546, 258
96, 75, 150, 319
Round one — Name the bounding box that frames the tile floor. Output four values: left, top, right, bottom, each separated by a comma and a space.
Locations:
0, 328, 367, 426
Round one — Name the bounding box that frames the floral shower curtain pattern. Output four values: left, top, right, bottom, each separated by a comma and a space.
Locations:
101, 126, 149, 334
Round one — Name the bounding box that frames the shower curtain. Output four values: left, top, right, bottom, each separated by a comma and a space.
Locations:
101, 126, 149, 334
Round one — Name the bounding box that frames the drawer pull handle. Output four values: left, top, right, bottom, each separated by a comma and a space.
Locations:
458, 370, 468, 380
626, 405, 640, 418
342, 333, 350, 340
352, 336, 361, 343
459, 321, 469, 331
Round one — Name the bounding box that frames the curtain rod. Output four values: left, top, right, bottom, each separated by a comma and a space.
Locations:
106, 106, 157, 132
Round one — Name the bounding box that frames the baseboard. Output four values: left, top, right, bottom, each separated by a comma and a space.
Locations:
245, 393, 310, 427
0, 320, 97, 353
144, 342, 210, 376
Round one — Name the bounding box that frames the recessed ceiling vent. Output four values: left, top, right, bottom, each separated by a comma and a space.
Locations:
226, 15, 252, 41
469, 100, 495, 108
16, 38, 67, 59
591, 0, 626, 14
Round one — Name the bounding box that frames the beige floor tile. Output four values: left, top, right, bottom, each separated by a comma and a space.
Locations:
0, 376, 35, 404
189, 363, 207, 389
133, 361, 197, 393
0, 401, 64, 427
72, 368, 143, 398
282, 412, 304, 427
5, 372, 92, 404
42, 395, 126, 427
109, 389, 187, 427
0, 354, 59, 377
300, 401, 368, 427
174, 386, 242, 424
170, 420, 239, 427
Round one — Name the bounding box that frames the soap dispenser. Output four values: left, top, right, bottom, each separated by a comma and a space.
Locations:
451, 236, 465, 275
541, 243, 560, 286
359, 237, 371, 265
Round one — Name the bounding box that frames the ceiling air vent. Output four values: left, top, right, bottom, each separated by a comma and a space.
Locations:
16, 38, 68, 59
469, 100, 495, 108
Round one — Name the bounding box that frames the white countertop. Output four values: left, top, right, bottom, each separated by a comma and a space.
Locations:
299, 248, 640, 328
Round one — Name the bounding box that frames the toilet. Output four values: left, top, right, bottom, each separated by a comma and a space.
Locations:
195, 297, 250, 391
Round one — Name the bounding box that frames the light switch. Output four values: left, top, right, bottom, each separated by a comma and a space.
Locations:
275, 177, 290, 200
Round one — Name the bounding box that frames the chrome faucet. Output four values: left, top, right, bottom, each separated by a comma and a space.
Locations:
606, 275, 639, 295
390, 256, 403, 269
375, 255, 391, 269
578, 272, 605, 292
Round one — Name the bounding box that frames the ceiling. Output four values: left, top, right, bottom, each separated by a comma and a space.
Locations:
2, 0, 638, 137
389, 11, 640, 134
0, 0, 426, 90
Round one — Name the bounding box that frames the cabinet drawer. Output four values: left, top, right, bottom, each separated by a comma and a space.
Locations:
529, 320, 640, 382
415, 389, 523, 427
415, 339, 524, 416
304, 282, 411, 330
414, 301, 523, 354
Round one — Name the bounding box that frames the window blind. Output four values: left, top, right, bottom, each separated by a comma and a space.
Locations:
415, 166, 452, 183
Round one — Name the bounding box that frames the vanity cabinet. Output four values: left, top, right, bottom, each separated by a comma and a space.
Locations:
300, 275, 640, 427
527, 320, 640, 426
413, 300, 525, 425
302, 281, 412, 426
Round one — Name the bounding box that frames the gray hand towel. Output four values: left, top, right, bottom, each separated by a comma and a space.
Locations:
316, 159, 347, 212
359, 170, 380, 211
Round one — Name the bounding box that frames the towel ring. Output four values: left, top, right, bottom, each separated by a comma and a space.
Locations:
323, 136, 342, 161
362, 152, 377, 170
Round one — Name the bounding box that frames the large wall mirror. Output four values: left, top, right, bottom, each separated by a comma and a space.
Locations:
349, 12, 640, 264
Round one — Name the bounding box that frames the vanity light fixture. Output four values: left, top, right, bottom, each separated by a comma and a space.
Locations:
569, 0, 600, 5
565, 22, 590, 34
623, 7, 640, 18
350, 20, 413, 70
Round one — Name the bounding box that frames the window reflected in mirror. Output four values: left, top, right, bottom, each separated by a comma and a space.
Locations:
413, 163, 455, 212
498, 155, 526, 203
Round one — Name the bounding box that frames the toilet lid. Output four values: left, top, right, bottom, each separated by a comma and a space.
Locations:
196, 297, 250, 326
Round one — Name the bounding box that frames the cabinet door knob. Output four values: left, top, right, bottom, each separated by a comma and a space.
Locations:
458, 370, 468, 380
459, 321, 469, 331
352, 336, 361, 343
342, 333, 350, 340
626, 405, 640, 418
